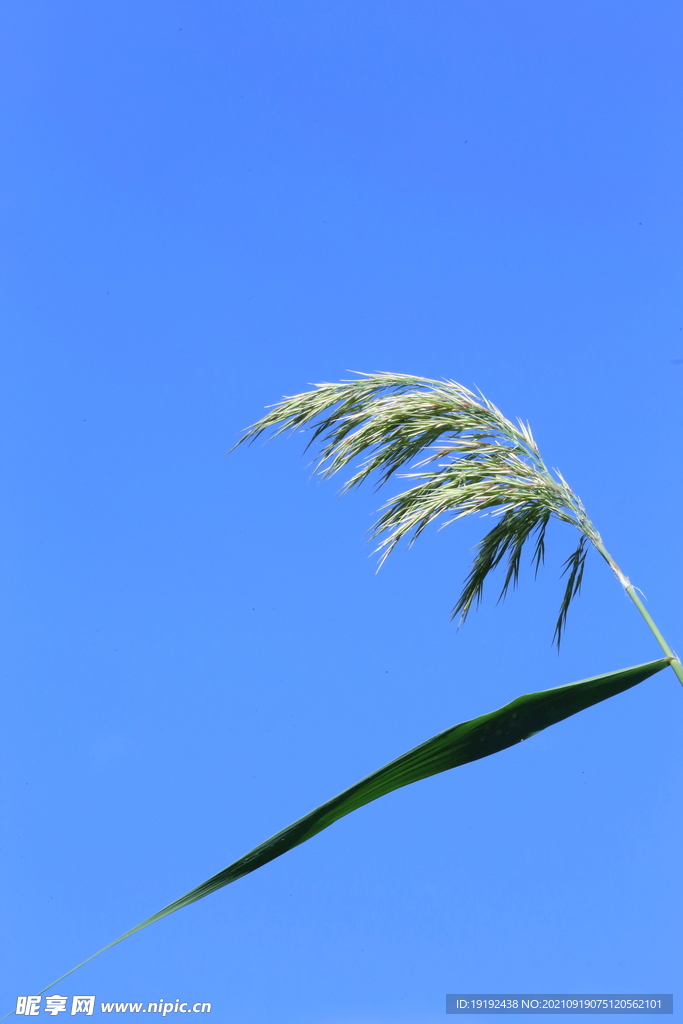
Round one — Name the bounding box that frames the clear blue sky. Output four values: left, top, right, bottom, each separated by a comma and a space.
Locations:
1, 2, 682, 1021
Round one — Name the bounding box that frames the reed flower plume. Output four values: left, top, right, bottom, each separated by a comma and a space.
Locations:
234, 372, 614, 647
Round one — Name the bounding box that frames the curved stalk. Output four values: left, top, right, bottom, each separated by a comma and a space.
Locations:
593, 542, 683, 687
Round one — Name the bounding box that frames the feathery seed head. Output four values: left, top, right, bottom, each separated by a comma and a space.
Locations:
233, 372, 603, 647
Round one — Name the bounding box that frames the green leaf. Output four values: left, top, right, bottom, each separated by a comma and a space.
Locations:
27, 657, 670, 1004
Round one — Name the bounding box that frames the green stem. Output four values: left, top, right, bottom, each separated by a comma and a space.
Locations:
594, 542, 683, 688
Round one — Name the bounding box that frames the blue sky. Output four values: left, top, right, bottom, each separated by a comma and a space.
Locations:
1, 2, 682, 1021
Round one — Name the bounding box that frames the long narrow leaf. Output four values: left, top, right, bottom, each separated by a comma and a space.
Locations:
17, 656, 670, 1010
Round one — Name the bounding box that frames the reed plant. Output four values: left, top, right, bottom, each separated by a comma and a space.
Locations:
11, 371, 680, 1010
